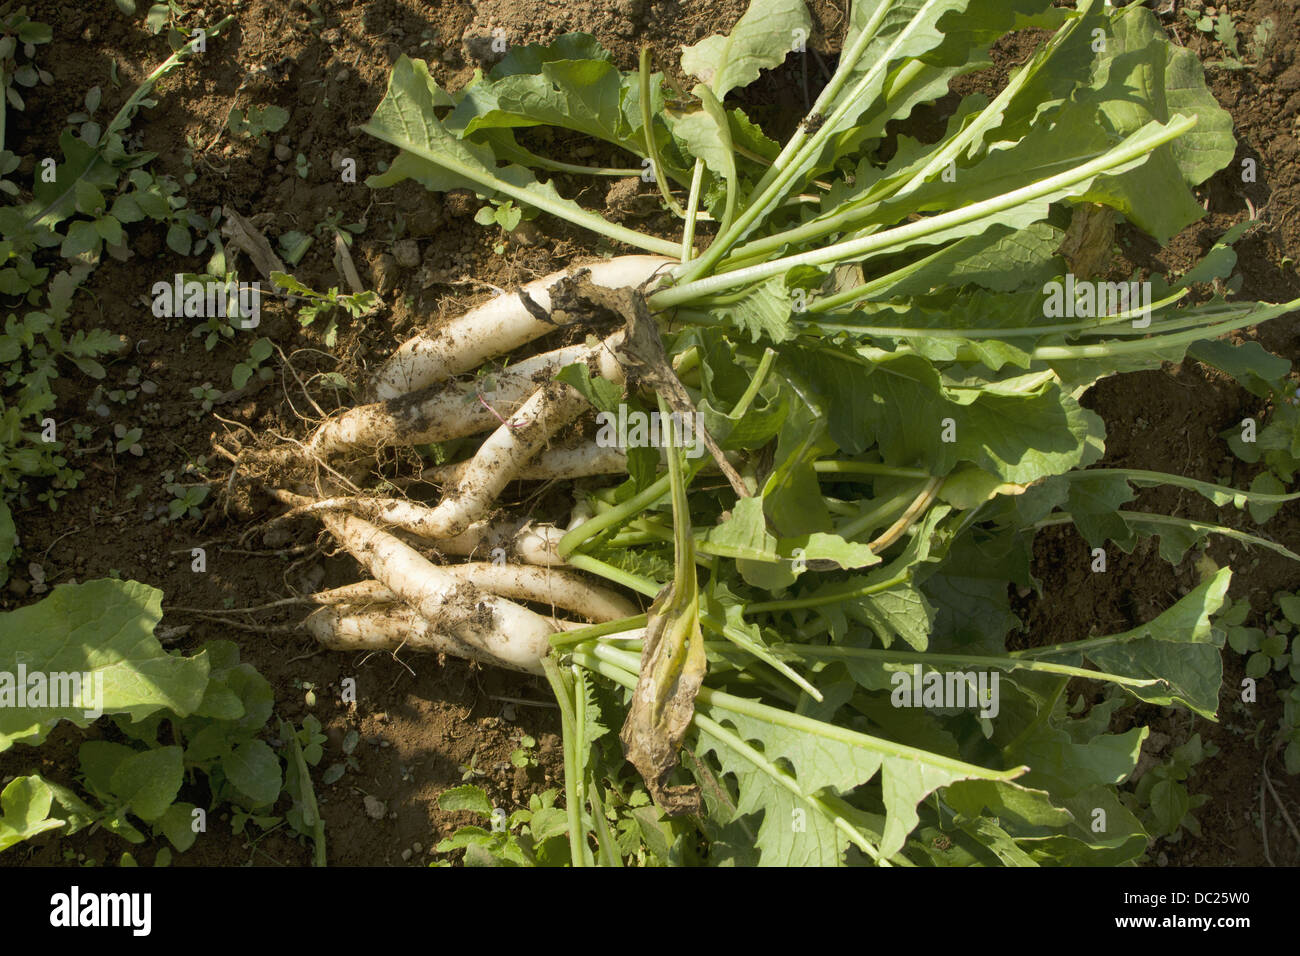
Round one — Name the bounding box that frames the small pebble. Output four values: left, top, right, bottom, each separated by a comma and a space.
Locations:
401, 848, 413, 861
363, 795, 386, 820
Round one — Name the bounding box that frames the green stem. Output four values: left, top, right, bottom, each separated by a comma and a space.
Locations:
732, 347, 776, 419
769, 644, 1159, 689
564, 553, 662, 597
810, 286, 1188, 330
1075, 468, 1300, 506
586, 771, 622, 866
640, 47, 685, 218
835, 481, 928, 541
1028, 304, 1300, 360
745, 570, 911, 615
698, 612, 823, 702
681, 158, 705, 262
541, 657, 591, 867
650, 115, 1198, 309
1036, 511, 1300, 562
534, 158, 648, 177
559, 473, 671, 556
559, 456, 711, 557
814, 460, 932, 479
549, 614, 649, 649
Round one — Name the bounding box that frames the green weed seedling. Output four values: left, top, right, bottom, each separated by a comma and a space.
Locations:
0, 17, 229, 585
112, 423, 143, 456
510, 734, 538, 769
1127, 734, 1219, 845
474, 198, 536, 254
231, 337, 273, 389
314, 207, 366, 247
434, 785, 571, 867
321, 729, 361, 786
189, 382, 221, 413
271, 271, 379, 348
226, 104, 289, 147
165, 482, 208, 520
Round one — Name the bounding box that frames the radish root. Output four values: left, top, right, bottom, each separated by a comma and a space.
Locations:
226, 254, 733, 678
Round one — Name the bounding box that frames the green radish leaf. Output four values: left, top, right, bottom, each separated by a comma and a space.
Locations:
362, 56, 676, 257
439, 785, 494, 815
450, 36, 647, 157
109, 746, 183, 822
681, 0, 811, 100
223, 740, 283, 807
1027, 568, 1231, 718
0, 776, 66, 852
0, 580, 210, 752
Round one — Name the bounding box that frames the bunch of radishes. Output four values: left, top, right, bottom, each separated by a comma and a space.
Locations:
255, 256, 676, 674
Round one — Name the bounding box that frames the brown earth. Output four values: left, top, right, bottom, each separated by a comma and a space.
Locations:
0, 0, 1297, 866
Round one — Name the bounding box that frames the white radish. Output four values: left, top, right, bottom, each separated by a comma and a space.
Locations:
435, 519, 567, 567
305, 604, 540, 673
371, 254, 671, 400
321, 511, 556, 672
301, 383, 590, 539
315, 334, 626, 538
420, 380, 590, 537
303, 565, 635, 621
425, 441, 628, 485
306, 332, 626, 460
305, 604, 596, 671
442, 563, 639, 621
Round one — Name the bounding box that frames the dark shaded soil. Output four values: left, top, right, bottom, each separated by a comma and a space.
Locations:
1, 0, 1297, 866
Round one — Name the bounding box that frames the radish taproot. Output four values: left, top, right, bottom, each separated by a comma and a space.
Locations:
319, 510, 558, 672
307, 330, 628, 460
371, 255, 672, 400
